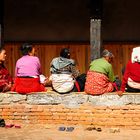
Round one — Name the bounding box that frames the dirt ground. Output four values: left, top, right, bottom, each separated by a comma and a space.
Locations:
0, 124, 140, 140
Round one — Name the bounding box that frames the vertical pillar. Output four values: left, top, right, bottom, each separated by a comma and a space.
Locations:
0, 23, 1, 47
90, 19, 101, 61
89, 0, 103, 61
0, 0, 4, 48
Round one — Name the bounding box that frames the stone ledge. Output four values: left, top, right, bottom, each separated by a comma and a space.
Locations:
0, 91, 140, 107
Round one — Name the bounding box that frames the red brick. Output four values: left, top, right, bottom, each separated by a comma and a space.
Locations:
38, 116, 52, 120
93, 113, 109, 118
93, 106, 108, 110
105, 109, 112, 113
131, 105, 140, 110
133, 118, 140, 122
67, 116, 73, 120
112, 110, 122, 114
108, 106, 121, 110
134, 110, 140, 114
79, 116, 87, 121
95, 110, 106, 113
120, 106, 130, 110
59, 116, 67, 120
124, 114, 138, 118
126, 110, 136, 114
14, 116, 22, 120
24, 108, 31, 112
1, 105, 10, 109
122, 122, 136, 126
67, 113, 77, 117
72, 117, 79, 121
52, 115, 59, 120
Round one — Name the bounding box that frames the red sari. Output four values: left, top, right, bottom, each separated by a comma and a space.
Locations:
85, 71, 114, 95
11, 77, 45, 94
0, 64, 12, 91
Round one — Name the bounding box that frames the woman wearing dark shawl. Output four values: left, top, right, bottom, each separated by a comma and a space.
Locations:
50, 48, 86, 93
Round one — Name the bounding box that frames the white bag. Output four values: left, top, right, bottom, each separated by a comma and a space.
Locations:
50, 74, 75, 93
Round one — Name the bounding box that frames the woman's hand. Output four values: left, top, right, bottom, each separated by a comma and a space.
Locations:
43, 78, 52, 86
116, 90, 123, 96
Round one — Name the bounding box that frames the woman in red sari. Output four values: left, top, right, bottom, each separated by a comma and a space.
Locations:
0, 48, 12, 92
12, 43, 46, 94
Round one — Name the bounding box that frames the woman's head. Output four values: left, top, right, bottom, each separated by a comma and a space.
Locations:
131, 47, 140, 63
20, 43, 35, 56
0, 48, 6, 63
102, 49, 114, 63
60, 48, 70, 59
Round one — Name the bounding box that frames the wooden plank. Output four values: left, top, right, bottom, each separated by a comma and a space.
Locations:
4, 42, 139, 80
4, 43, 89, 78
104, 43, 139, 80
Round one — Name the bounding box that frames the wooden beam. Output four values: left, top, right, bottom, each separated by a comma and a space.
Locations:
0, 0, 4, 47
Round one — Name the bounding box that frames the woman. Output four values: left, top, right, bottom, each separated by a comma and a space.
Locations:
50, 48, 86, 93
85, 49, 119, 95
11, 43, 46, 94
0, 48, 12, 92
121, 47, 140, 92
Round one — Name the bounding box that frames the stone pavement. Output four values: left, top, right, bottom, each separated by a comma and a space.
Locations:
0, 125, 140, 140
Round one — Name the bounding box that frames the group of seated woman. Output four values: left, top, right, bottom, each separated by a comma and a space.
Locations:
85, 47, 140, 96
0, 43, 47, 94
0, 43, 140, 95
0, 44, 86, 94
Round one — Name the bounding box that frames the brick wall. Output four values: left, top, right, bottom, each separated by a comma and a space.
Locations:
1, 103, 140, 128
0, 92, 140, 128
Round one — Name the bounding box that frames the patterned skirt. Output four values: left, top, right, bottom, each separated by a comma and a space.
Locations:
85, 71, 114, 95
11, 77, 45, 94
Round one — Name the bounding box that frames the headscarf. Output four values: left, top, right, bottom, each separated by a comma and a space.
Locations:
50, 57, 75, 73
131, 47, 140, 63
102, 49, 114, 58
